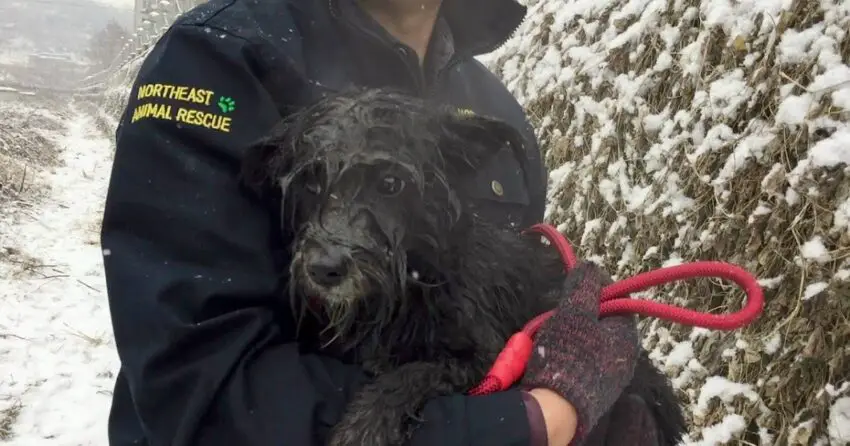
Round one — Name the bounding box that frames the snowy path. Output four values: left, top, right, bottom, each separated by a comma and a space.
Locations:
0, 107, 118, 445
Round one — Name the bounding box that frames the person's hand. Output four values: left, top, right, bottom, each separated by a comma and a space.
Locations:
521, 262, 640, 443
528, 388, 578, 446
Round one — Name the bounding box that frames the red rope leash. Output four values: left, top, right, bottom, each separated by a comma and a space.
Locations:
467, 223, 765, 396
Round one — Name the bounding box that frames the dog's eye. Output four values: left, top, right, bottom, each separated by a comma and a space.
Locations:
377, 175, 405, 196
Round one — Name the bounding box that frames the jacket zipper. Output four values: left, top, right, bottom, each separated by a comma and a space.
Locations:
426, 17, 524, 99
331, 0, 427, 94
329, 0, 525, 100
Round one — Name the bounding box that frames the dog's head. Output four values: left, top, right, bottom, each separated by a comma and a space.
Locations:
242, 89, 527, 333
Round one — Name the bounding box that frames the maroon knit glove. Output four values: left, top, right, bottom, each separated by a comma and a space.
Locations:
521, 262, 640, 443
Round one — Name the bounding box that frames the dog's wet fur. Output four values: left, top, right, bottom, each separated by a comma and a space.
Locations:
242, 89, 686, 446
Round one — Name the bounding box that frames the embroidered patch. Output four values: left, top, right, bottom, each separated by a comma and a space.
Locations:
456, 108, 476, 118
129, 83, 234, 133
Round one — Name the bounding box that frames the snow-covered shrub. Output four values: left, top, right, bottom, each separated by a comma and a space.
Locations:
96, 45, 154, 132
484, 0, 850, 443
0, 97, 69, 208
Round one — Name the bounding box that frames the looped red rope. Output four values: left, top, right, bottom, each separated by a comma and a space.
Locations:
467, 223, 765, 396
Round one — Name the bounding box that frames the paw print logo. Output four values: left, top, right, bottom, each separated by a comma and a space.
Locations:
217, 96, 236, 113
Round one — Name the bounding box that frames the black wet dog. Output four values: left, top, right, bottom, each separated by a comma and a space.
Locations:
242, 89, 686, 446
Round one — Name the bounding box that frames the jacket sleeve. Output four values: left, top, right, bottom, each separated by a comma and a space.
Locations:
102, 23, 535, 446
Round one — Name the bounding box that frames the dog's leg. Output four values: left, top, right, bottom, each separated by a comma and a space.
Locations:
589, 352, 685, 446
328, 361, 476, 446
624, 353, 687, 445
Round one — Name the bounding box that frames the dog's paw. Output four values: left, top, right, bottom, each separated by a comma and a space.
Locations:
328, 410, 406, 446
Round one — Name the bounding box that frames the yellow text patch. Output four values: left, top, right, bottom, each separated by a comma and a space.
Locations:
175, 107, 232, 133
137, 83, 214, 106
456, 108, 476, 118
131, 103, 173, 122
130, 102, 232, 133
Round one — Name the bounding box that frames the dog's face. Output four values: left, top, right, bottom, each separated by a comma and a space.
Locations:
242, 90, 527, 329
288, 152, 428, 310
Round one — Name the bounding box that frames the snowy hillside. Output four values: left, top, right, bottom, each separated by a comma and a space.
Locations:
0, 1, 132, 87
0, 0, 131, 55
0, 95, 119, 444
482, 0, 850, 443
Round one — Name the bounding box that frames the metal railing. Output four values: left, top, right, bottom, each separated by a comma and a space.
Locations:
79, 0, 205, 91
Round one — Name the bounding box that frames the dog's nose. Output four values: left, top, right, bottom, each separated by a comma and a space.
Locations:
306, 248, 349, 287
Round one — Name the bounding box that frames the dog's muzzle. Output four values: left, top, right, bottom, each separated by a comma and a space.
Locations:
304, 248, 351, 288
302, 244, 351, 288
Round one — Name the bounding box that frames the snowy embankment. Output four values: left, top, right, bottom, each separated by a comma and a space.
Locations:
0, 99, 119, 444
483, 0, 850, 443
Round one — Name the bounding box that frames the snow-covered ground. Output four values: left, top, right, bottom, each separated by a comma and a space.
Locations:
0, 101, 119, 445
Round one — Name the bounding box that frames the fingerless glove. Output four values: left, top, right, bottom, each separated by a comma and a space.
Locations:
521, 263, 640, 443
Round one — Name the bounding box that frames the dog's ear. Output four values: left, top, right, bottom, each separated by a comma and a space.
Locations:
436, 110, 528, 176
239, 121, 298, 194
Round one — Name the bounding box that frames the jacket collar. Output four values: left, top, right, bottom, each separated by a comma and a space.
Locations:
326, 0, 526, 58
438, 0, 526, 57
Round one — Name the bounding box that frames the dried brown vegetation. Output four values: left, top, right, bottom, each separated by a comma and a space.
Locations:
486, 0, 850, 443
0, 96, 68, 210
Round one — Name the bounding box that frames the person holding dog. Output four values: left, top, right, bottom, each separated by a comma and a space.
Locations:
102, 0, 663, 445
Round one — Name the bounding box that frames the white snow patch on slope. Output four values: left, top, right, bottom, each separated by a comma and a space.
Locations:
0, 110, 119, 445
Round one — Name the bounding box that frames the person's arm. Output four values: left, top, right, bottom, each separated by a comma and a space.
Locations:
103, 22, 541, 446
102, 22, 367, 445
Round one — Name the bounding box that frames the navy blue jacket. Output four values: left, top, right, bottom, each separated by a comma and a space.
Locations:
102, 0, 546, 445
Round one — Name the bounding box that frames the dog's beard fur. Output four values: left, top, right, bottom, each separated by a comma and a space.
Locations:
289, 235, 409, 349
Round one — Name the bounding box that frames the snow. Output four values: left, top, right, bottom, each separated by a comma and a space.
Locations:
775, 93, 814, 125
757, 275, 785, 289
810, 129, 850, 168
664, 341, 694, 368
787, 128, 850, 191
821, 382, 850, 399
694, 377, 759, 417
711, 125, 775, 186
810, 65, 850, 109
802, 281, 829, 301
685, 414, 747, 446
834, 198, 850, 233
88, 0, 133, 8
828, 398, 850, 445
0, 50, 30, 67
0, 108, 119, 445
800, 236, 832, 264
762, 332, 782, 355
778, 24, 827, 64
